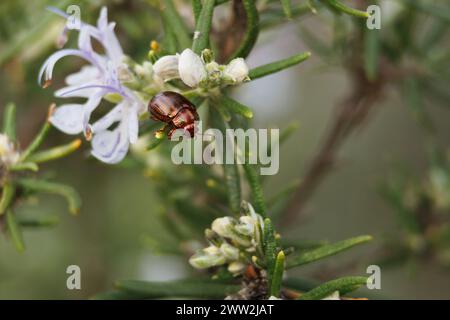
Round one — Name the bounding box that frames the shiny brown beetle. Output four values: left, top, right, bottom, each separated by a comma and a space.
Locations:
148, 91, 199, 138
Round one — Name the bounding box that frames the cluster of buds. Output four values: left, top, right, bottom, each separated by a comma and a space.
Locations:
153, 48, 249, 90
189, 202, 265, 275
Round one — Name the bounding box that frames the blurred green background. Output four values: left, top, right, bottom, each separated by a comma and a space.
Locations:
0, 0, 449, 299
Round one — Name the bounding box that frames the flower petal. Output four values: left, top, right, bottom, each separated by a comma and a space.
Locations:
49, 104, 84, 134
91, 102, 125, 133
127, 105, 139, 144
55, 83, 99, 98
153, 54, 180, 82
65, 66, 100, 85
38, 49, 92, 85
224, 58, 249, 83
82, 91, 104, 130
91, 123, 129, 164
178, 49, 207, 88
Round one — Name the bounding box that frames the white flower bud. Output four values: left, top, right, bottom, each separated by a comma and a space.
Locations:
203, 245, 221, 255
227, 261, 246, 274
178, 49, 207, 87
189, 253, 226, 269
235, 216, 255, 236
223, 58, 249, 83
211, 217, 235, 238
220, 243, 239, 261
153, 54, 180, 82
189, 246, 227, 269
0, 134, 19, 167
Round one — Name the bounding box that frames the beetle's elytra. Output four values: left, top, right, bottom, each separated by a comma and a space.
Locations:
148, 91, 199, 138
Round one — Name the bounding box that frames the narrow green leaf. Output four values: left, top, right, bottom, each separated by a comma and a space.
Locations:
281, 239, 327, 250
263, 218, 277, 287
161, 14, 178, 55
323, 0, 369, 18
242, 163, 267, 215
286, 235, 373, 268
9, 162, 39, 172
223, 163, 241, 214
17, 179, 81, 215
211, 108, 242, 214
2, 102, 16, 142
192, 0, 216, 55
160, 0, 191, 50
6, 210, 25, 252
297, 276, 368, 300
249, 52, 311, 80
17, 215, 59, 228
364, 29, 379, 82
281, 0, 293, 19
270, 250, 285, 297
261, 5, 312, 29
221, 95, 253, 119
230, 0, 260, 59
115, 279, 239, 299
20, 121, 52, 162
216, 102, 232, 122
26, 139, 81, 164
0, 181, 16, 215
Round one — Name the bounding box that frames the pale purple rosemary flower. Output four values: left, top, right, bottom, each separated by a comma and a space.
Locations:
39, 7, 145, 164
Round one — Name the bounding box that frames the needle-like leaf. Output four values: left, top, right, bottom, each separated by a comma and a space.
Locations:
115, 279, 239, 299
286, 235, 373, 268
17, 178, 81, 215
20, 121, 52, 162
323, 0, 369, 18
160, 0, 191, 50
230, 0, 259, 60
26, 139, 81, 163
6, 210, 25, 252
297, 276, 368, 300
270, 250, 285, 297
249, 52, 311, 80
0, 181, 16, 215
221, 95, 253, 119
192, 0, 216, 54
2, 102, 16, 142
